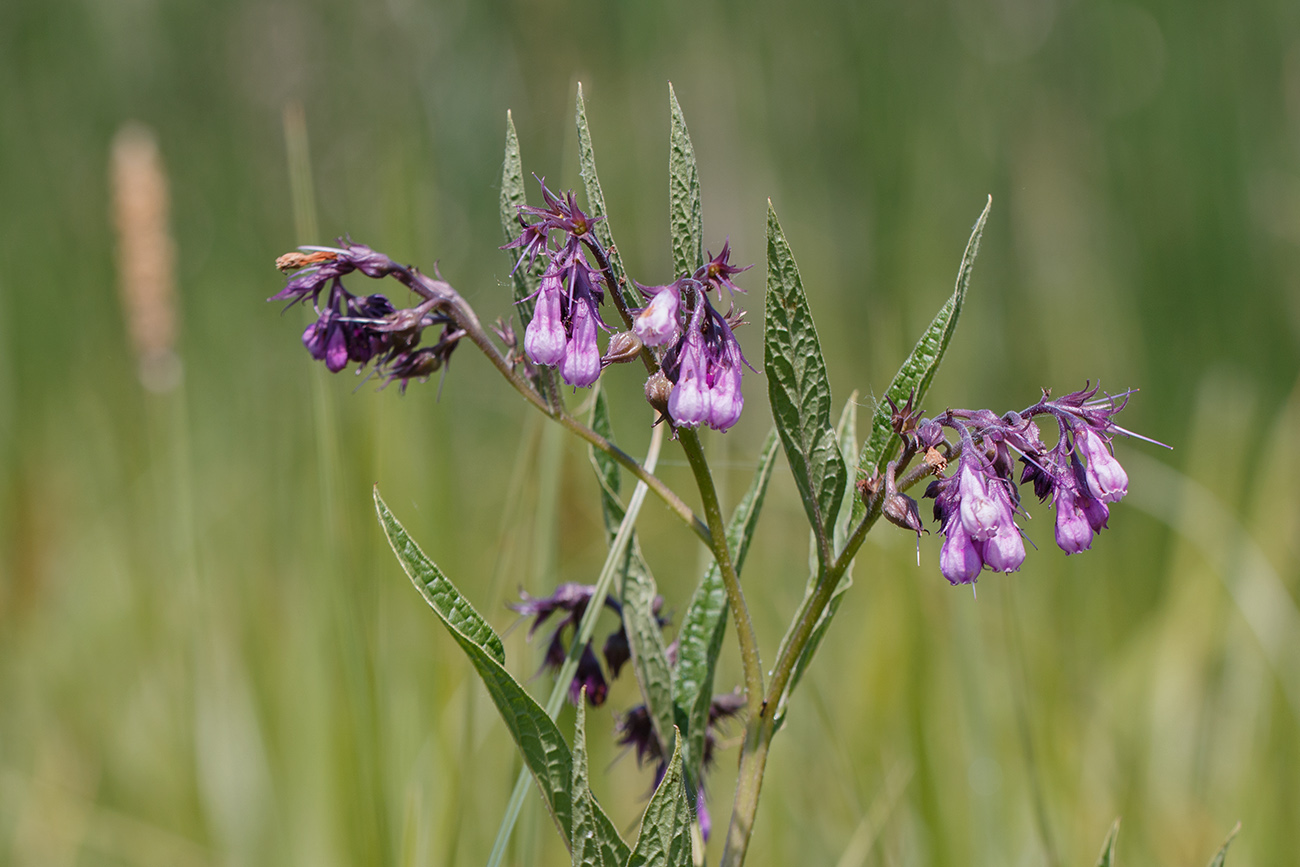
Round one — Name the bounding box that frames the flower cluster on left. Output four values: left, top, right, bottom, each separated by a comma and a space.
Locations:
271, 243, 464, 392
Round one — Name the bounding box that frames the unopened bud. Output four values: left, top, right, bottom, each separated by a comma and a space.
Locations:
602, 331, 644, 367
645, 371, 672, 417
883, 491, 924, 535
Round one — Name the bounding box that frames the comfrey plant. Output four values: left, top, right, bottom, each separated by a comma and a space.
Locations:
268, 87, 1186, 867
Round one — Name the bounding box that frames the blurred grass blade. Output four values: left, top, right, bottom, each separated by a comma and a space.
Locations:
589, 386, 623, 539
1094, 818, 1120, 867
378, 489, 632, 851
668, 83, 703, 278
491, 423, 664, 866
500, 110, 538, 325
576, 84, 633, 309
571, 695, 632, 867
627, 730, 693, 867
852, 196, 991, 524
587, 388, 676, 763
765, 201, 846, 564
1206, 822, 1241, 867
833, 392, 859, 554
673, 428, 779, 788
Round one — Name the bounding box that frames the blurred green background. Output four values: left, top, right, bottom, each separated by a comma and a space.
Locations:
2, 0, 1298, 865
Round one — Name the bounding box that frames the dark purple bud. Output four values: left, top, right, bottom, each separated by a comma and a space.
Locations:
302, 308, 350, 372
602, 627, 631, 678
571, 644, 608, 706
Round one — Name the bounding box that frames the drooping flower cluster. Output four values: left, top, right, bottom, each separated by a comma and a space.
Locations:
504, 185, 609, 389
616, 691, 745, 840
505, 180, 752, 430
509, 583, 666, 706
271, 244, 463, 392
633, 244, 752, 431
872, 385, 1161, 586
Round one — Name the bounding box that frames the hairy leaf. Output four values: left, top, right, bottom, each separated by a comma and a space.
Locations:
668, 84, 703, 278
673, 428, 779, 788
377, 490, 627, 850
853, 197, 991, 524
627, 730, 693, 867
576, 84, 634, 311
570, 697, 632, 867
500, 111, 537, 325
765, 202, 847, 563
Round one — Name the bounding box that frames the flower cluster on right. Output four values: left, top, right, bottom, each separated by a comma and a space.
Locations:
876, 384, 1162, 586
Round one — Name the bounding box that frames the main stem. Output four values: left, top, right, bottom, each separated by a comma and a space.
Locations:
720, 498, 884, 867
677, 429, 765, 714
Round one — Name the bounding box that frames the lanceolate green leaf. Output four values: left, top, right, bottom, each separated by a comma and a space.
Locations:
377, 490, 628, 851
576, 84, 634, 311
852, 196, 991, 524
500, 111, 537, 325
673, 428, 779, 789
1094, 819, 1120, 867
668, 83, 702, 278
570, 696, 632, 867
627, 730, 693, 867
765, 202, 847, 563
586, 389, 676, 762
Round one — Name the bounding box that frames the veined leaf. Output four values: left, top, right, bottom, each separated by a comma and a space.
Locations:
571, 696, 632, 867
500, 111, 538, 325
627, 730, 694, 867
673, 429, 779, 789
765, 201, 847, 564
576, 84, 635, 312
377, 490, 627, 851
852, 196, 991, 524
668, 84, 703, 278
1094, 819, 1120, 867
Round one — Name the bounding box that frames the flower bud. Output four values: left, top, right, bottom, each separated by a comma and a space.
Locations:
645, 371, 672, 417
940, 521, 983, 585
602, 331, 644, 366
1076, 427, 1128, 503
